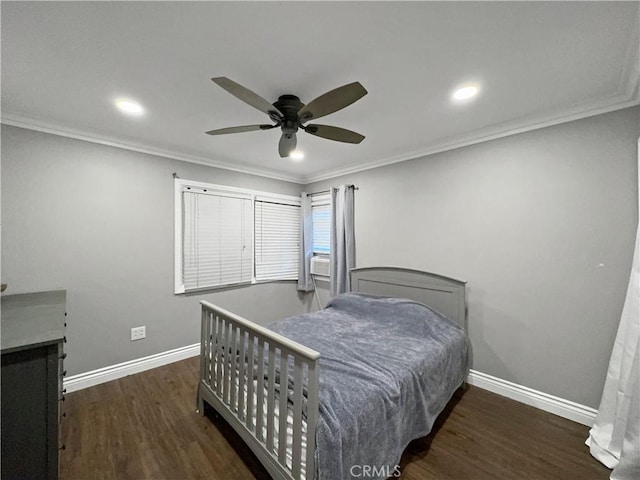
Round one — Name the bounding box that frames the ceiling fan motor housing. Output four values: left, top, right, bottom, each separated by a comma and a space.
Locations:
274, 94, 304, 134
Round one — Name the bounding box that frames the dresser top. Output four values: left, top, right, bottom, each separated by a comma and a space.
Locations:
1, 290, 66, 353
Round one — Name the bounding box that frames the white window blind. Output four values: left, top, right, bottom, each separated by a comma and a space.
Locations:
255, 200, 300, 281
175, 179, 301, 294
312, 193, 331, 254
182, 190, 253, 291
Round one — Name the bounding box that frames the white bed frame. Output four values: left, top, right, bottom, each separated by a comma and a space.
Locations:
196, 267, 467, 480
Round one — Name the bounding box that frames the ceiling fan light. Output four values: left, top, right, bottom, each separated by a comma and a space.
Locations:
290, 150, 304, 161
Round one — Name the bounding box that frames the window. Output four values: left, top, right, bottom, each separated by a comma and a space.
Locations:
254, 199, 300, 281
175, 179, 300, 293
311, 193, 331, 254
181, 189, 253, 290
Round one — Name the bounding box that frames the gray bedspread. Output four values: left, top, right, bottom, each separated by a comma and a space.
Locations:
268, 293, 469, 480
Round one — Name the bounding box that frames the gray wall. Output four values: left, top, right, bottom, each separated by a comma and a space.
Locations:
308, 107, 639, 408
3, 106, 638, 408
1, 125, 309, 376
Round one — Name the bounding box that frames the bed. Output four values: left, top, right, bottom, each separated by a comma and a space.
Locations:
196, 267, 469, 480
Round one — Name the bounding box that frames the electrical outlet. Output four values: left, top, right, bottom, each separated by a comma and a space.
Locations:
131, 326, 146, 341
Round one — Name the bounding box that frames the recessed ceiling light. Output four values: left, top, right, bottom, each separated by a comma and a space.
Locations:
115, 99, 144, 116
452, 83, 480, 102
289, 150, 304, 161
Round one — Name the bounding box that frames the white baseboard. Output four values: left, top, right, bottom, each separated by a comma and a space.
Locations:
467, 369, 597, 427
64, 343, 200, 393
63, 346, 597, 427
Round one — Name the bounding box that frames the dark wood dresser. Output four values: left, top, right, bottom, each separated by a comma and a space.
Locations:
1, 290, 66, 480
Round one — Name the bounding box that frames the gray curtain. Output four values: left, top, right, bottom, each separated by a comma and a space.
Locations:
297, 192, 315, 292
330, 185, 355, 297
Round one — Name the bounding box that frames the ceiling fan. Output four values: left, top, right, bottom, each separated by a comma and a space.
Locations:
206, 77, 367, 158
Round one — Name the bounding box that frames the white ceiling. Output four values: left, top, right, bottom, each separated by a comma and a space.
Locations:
2, 1, 638, 184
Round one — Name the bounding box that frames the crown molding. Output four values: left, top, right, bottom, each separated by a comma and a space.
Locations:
302, 91, 639, 184
3, 84, 638, 187
0, 112, 305, 184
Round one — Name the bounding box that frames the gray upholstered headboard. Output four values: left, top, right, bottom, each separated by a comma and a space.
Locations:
349, 267, 467, 332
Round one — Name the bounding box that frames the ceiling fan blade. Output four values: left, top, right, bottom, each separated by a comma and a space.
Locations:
278, 132, 297, 158
304, 124, 365, 144
298, 82, 367, 122
211, 77, 282, 117
206, 124, 276, 135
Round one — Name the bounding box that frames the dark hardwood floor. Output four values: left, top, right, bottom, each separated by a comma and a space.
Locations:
60, 357, 610, 479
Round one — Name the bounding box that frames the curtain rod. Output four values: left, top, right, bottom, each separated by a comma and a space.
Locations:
308, 185, 358, 196
175, 172, 357, 196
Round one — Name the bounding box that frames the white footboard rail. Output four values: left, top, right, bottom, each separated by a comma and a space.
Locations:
197, 301, 320, 480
